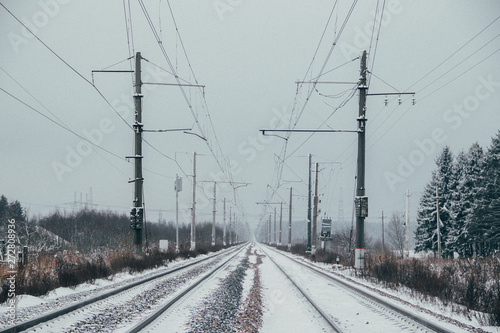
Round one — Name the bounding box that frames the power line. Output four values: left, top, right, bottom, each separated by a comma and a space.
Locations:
417, 37, 500, 101
405, 15, 500, 93
0, 3, 133, 131
284, 88, 358, 161
0, 87, 125, 162
263, 1, 359, 204
357, 15, 500, 159
301, 1, 339, 84
0, 65, 68, 128
138, 0, 234, 189
0, 86, 173, 180
165, 0, 235, 188
367, 0, 387, 87
367, 47, 500, 151
292, 0, 359, 130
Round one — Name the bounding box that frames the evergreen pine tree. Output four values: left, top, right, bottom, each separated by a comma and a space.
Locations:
447, 150, 467, 256
449, 143, 484, 257
474, 131, 500, 256
415, 146, 454, 257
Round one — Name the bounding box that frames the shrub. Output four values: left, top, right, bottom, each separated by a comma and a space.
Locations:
2, 243, 233, 303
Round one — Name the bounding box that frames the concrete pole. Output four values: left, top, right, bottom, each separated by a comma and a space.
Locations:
279, 201, 283, 246
436, 187, 442, 258
268, 214, 271, 244
175, 176, 180, 253
405, 189, 410, 258
312, 162, 319, 255
212, 182, 216, 246
288, 187, 292, 250
223, 198, 226, 246
190, 152, 196, 251
273, 207, 276, 245
307, 153, 312, 252
355, 50, 367, 270
381, 210, 385, 253
133, 51, 143, 256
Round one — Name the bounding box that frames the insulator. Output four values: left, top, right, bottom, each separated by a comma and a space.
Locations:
384, 96, 388, 106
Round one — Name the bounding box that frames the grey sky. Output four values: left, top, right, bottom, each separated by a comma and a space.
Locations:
1, 1, 499, 236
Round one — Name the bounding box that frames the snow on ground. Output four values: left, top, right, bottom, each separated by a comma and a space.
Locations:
0, 253, 211, 322
258, 247, 331, 332
278, 250, 500, 333
141, 248, 249, 332
3, 246, 499, 332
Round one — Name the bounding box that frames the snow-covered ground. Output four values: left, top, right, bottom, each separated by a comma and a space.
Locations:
1, 244, 499, 332
271, 247, 500, 333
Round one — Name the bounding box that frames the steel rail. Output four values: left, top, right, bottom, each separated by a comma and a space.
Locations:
0, 246, 241, 333
258, 244, 343, 332
127, 244, 247, 332
265, 245, 455, 333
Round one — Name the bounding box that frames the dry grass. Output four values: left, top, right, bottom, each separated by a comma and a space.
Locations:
0, 245, 229, 303
363, 254, 500, 326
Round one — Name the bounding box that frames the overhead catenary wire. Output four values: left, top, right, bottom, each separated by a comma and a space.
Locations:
339, 20, 500, 165
138, 1, 232, 183
367, 47, 500, 152
405, 14, 500, 93
367, 0, 387, 87
0, 65, 68, 128
165, 0, 236, 188
337, 12, 500, 170
0, 87, 126, 162
0, 3, 133, 131
123, 0, 136, 86
265, 0, 359, 205
291, 0, 359, 131
417, 38, 500, 102
1, 3, 186, 183
0, 80, 174, 181
285, 87, 358, 161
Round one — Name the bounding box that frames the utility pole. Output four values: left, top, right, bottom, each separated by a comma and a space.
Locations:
130, 51, 144, 256
355, 50, 368, 270
436, 187, 442, 258
212, 182, 216, 246
191, 152, 196, 251
273, 207, 277, 244
268, 214, 271, 244
175, 175, 182, 253
312, 162, 319, 255
258, 49, 415, 265
380, 210, 385, 253
288, 187, 292, 250
405, 189, 411, 258
257, 201, 285, 246
229, 206, 232, 245
307, 153, 312, 252
233, 212, 236, 244
223, 198, 226, 246
279, 201, 283, 246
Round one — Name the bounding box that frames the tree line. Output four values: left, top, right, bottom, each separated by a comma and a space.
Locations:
415, 131, 500, 258
0, 197, 235, 254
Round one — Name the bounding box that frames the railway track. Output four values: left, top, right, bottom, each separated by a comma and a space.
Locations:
0, 245, 244, 333
259, 244, 457, 333
125, 245, 248, 332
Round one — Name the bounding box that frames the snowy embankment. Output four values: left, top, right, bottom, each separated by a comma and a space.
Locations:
280, 250, 500, 333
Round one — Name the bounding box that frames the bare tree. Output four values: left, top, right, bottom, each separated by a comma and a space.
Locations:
332, 226, 354, 256
387, 211, 406, 257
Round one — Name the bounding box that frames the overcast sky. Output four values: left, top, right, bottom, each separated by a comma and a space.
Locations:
1, 0, 499, 236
